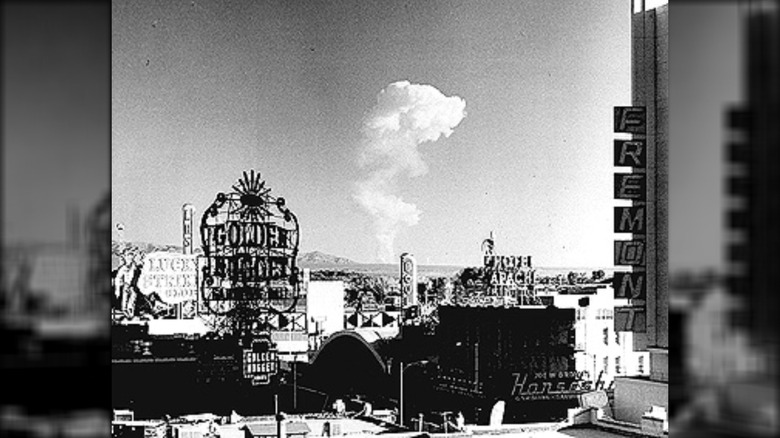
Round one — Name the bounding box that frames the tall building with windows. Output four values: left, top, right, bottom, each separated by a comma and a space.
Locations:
611, 0, 668, 425
550, 286, 650, 388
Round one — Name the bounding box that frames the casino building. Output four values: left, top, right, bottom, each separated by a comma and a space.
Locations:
431, 305, 579, 424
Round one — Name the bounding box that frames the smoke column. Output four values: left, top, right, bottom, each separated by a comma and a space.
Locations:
355, 81, 466, 263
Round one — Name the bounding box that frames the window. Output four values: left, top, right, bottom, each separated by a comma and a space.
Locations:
615, 332, 621, 345
615, 356, 622, 375
603, 356, 609, 373
638, 356, 645, 374
603, 327, 609, 345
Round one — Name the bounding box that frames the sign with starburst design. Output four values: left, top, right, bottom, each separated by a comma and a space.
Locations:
199, 170, 301, 316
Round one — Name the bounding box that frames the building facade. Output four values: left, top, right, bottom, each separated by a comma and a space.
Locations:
550, 285, 650, 387
611, 0, 669, 425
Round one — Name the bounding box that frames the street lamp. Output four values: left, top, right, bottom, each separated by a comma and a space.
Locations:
399, 360, 429, 427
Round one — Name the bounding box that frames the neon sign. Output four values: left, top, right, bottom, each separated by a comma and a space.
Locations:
480, 236, 539, 305
510, 371, 612, 401
613, 106, 647, 332
199, 170, 300, 315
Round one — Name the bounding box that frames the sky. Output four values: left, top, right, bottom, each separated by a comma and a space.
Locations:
114, 0, 648, 268
2, 3, 110, 245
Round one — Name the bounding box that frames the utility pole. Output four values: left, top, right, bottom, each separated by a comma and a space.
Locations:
293, 361, 298, 411
442, 412, 451, 435
474, 342, 479, 393
275, 394, 286, 438
399, 361, 404, 426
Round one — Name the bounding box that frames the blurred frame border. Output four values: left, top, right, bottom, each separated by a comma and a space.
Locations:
671, 0, 780, 436
1, 0, 110, 436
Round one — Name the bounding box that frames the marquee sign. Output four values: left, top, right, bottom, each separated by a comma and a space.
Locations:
613, 106, 647, 332
199, 170, 301, 315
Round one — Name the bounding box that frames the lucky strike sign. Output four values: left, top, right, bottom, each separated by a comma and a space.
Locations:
138, 252, 198, 304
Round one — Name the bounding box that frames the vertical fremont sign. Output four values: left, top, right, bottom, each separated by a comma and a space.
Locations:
613, 107, 647, 332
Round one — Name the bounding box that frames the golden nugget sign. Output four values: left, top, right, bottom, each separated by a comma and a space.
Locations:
200, 170, 300, 310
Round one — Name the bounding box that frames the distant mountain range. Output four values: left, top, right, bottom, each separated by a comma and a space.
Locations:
110, 241, 356, 265
296, 250, 357, 265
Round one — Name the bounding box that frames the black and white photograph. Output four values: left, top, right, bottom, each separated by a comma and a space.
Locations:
109, 1, 669, 437
9, 0, 780, 437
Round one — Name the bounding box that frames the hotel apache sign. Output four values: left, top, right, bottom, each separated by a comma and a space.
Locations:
199, 170, 301, 314
480, 235, 540, 306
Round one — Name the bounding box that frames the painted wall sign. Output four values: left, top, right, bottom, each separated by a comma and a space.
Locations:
614, 106, 646, 134
614, 140, 646, 168
199, 170, 300, 314
614, 206, 646, 234
138, 252, 199, 304
613, 272, 646, 300
614, 174, 647, 201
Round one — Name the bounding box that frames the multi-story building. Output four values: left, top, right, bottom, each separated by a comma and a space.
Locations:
610, 0, 668, 427
433, 305, 578, 424
549, 284, 650, 387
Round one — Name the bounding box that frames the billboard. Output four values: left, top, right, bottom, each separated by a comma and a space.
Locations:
138, 251, 199, 304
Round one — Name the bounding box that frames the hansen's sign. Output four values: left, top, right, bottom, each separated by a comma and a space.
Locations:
510, 371, 613, 402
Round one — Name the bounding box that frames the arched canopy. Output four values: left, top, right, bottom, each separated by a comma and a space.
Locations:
310, 329, 388, 373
